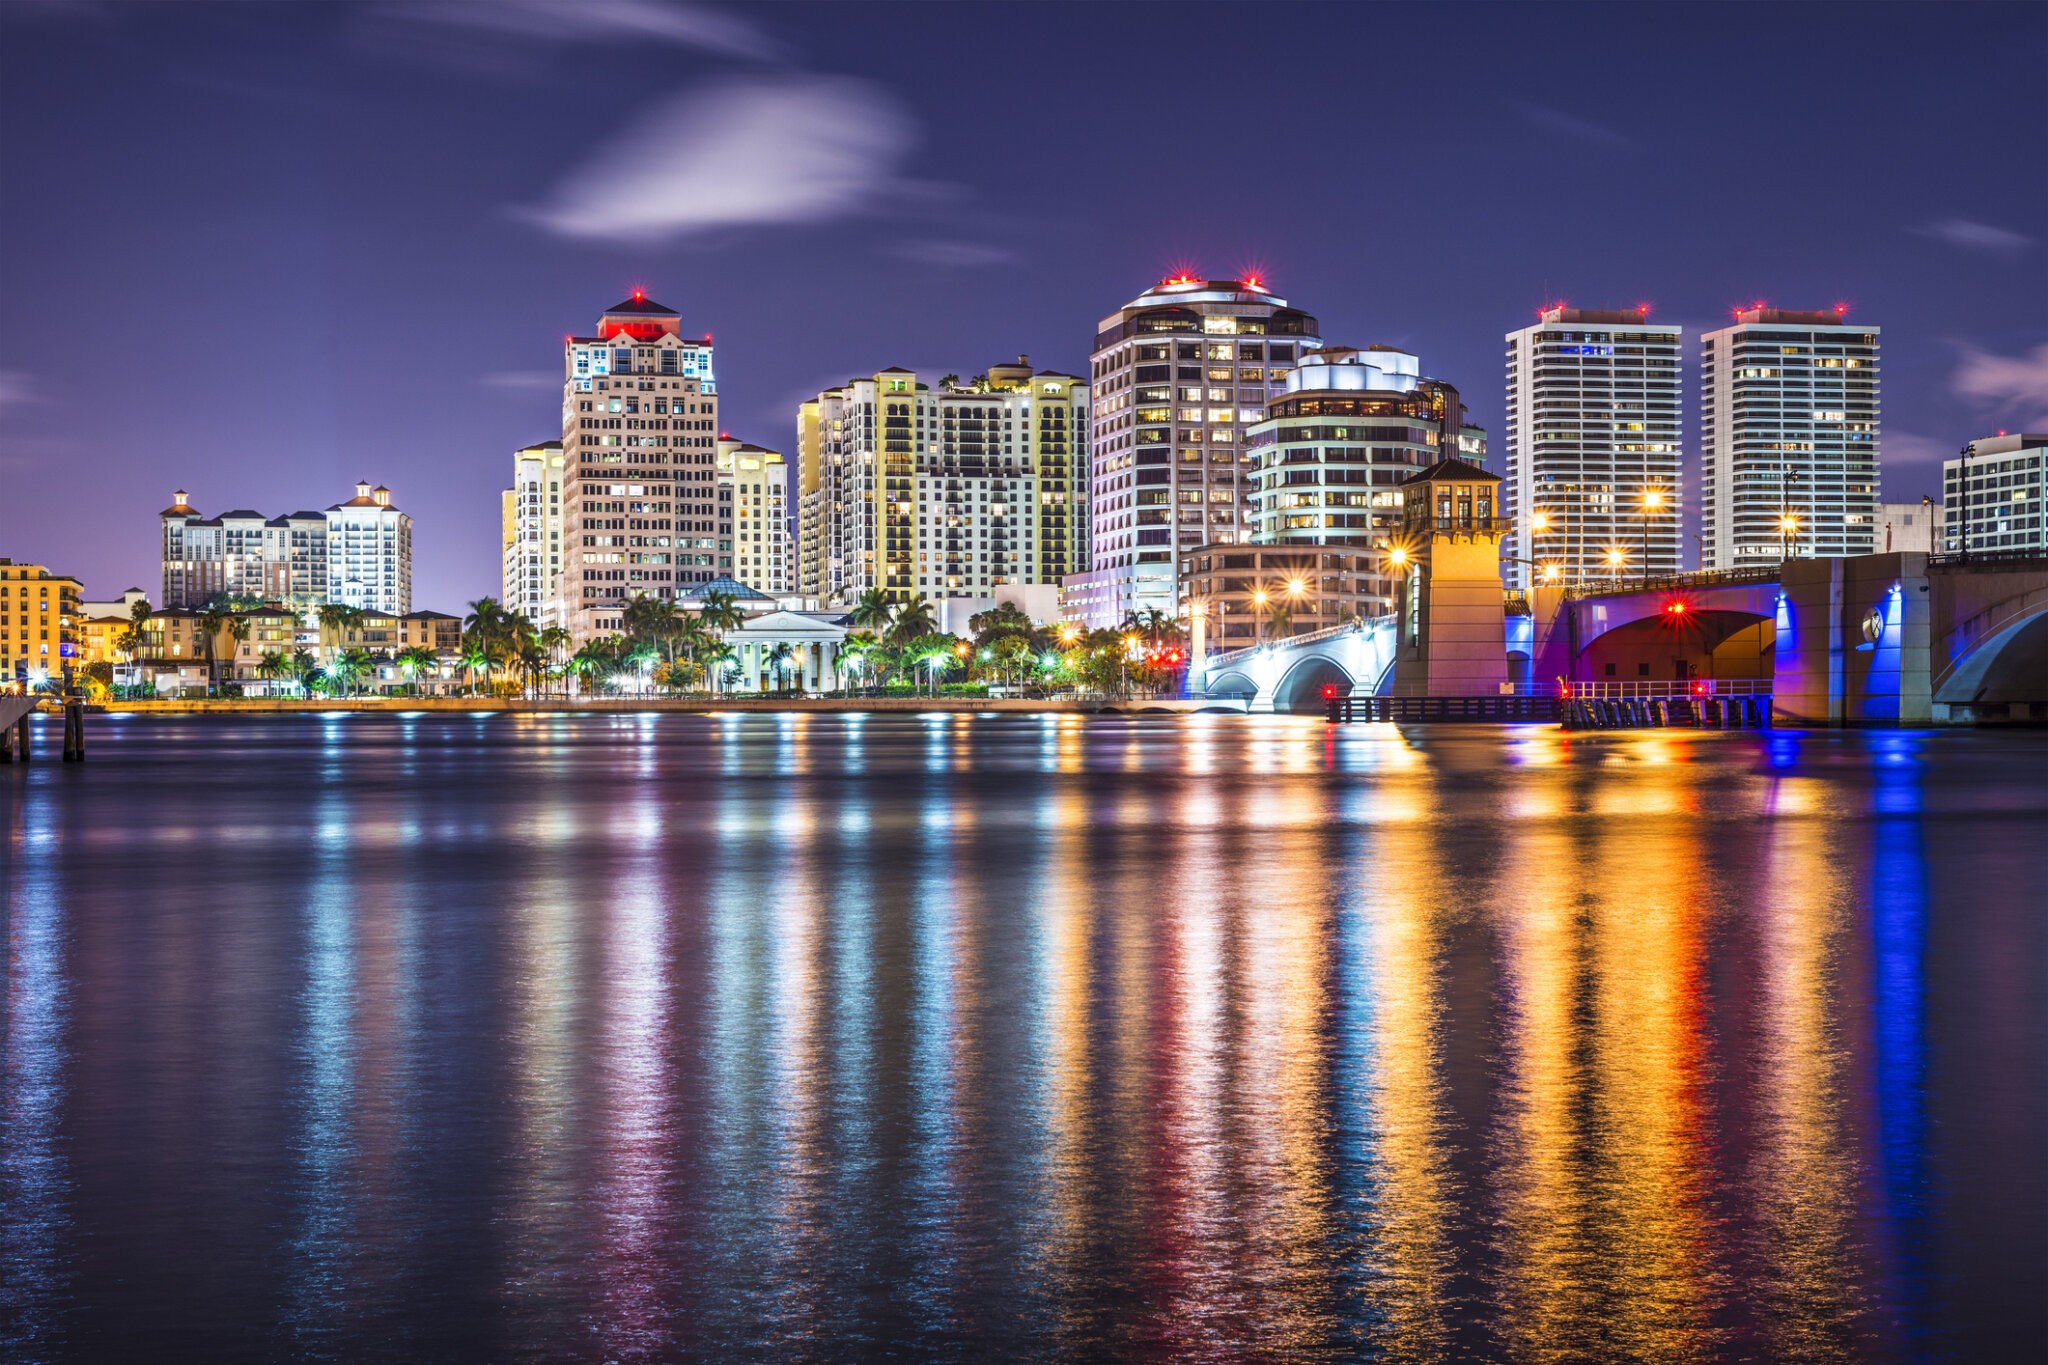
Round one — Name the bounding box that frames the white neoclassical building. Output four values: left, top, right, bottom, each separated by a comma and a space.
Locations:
679, 576, 848, 693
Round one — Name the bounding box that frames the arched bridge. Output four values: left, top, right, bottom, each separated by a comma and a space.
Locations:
1198, 619, 1397, 713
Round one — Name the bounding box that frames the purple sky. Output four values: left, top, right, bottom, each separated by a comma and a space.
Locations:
3, 0, 2044, 608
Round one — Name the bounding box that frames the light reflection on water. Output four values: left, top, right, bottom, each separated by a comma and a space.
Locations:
1, 713, 2044, 1363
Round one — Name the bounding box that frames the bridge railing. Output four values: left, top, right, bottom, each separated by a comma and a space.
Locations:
1203, 620, 1374, 671
1565, 566, 1783, 599
1561, 679, 1772, 699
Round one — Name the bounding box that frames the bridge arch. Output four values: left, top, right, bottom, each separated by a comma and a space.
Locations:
1935, 585, 2048, 714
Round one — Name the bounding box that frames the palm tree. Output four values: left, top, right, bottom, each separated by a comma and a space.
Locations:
460, 634, 493, 696
517, 644, 547, 699
848, 587, 894, 633
763, 641, 795, 693
197, 605, 230, 695
888, 594, 936, 647
696, 589, 746, 637
290, 648, 318, 696
1262, 599, 1292, 644
330, 648, 373, 698
394, 645, 437, 696
224, 617, 251, 689
125, 597, 153, 680
538, 626, 570, 697
256, 649, 286, 694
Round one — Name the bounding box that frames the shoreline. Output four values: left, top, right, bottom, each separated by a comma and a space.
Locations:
95, 696, 1246, 717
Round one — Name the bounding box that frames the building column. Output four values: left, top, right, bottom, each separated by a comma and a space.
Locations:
818, 640, 835, 694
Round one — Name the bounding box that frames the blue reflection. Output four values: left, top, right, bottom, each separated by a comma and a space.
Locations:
1870, 736, 1930, 1348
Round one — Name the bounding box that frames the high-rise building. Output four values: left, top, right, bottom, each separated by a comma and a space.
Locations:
325, 481, 413, 614
556, 293, 720, 642
159, 485, 405, 610
501, 440, 565, 626
715, 437, 793, 595
1065, 275, 1321, 626
1944, 433, 2047, 554
0, 558, 82, 678
1503, 306, 1682, 588
796, 399, 827, 601
1701, 307, 1880, 567
800, 361, 1086, 606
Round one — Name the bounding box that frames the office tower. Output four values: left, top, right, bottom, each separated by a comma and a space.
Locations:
1701, 307, 1880, 566
1180, 347, 1477, 648
556, 292, 719, 643
325, 481, 413, 614
800, 360, 1087, 607
0, 558, 82, 676
715, 437, 793, 595
1065, 274, 1322, 626
1944, 433, 2047, 553
502, 440, 565, 626
158, 487, 396, 610
1503, 305, 1682, 587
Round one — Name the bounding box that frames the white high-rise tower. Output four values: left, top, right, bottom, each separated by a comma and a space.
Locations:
1700, 307, 1880, 567
1503, 306, 1682, 588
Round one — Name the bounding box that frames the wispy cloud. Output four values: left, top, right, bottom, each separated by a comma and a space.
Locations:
478, 370, 559, 392
1910, 218, 2034, 257
887, 239, 1010, 269
1505, 99, 1634, 150
0, 371, 38, 413
366, 0, 779, 62
521, 75, 915, 244
1954, 342, 2048, 427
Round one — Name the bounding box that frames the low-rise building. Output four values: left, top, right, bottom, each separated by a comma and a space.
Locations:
1181, 546, 1387, 655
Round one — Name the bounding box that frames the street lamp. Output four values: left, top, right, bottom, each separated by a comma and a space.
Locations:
1605, 547, 1626, 583
1780, 513, 1800, 561
1640, 488, 1665, 587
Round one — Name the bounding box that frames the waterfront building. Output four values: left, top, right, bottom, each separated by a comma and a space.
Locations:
1503, 305, 1682, 588
1066, 275, 1321, 627
1701, 307, 1881, 566
1227, 345, 1480, 627
325, 482, 412, 614
1879, 498, 1941, 555
716, 438, 792, 596
0, 559, 83, 678
799, 360, 1086, 606
1944, 433, 2047, 553
555, 292, 720, 643
159, 483, 410, 612
502, 440, 565, 626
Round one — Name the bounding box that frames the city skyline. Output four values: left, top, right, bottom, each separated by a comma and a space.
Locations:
2, 1, 2043, 610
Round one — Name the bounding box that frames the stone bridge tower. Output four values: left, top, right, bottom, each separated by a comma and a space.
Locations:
1390, 459, 1511, 697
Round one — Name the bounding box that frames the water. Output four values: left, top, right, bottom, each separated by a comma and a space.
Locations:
2, 713, 2043, 1363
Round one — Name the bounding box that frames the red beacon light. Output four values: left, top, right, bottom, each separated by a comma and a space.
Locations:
632, 289, 645, 301
1322, 684, 1337, 700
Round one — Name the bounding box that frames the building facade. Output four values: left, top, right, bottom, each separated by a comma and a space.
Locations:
1503, 306, 1682, 587
1944, 433, 2047, 554
160, 484, 408, 611
502, 440, 565, 626
1701, 307, 1880, 567
555, 293, 721, 643
1240, 345, 1480, 620
1065, 276, 1322, 626
0, 559, 83, 679
715, 438, 793, 595
800, 362, 1086, 606
326, 482, 412, 614
1879, 498, 1941, 555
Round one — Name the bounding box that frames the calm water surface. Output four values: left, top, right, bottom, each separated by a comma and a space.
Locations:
2, 713, 2043, 1362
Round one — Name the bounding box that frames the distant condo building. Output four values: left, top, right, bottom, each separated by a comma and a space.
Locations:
1503, 306, 1682, 588
556, 293, 720, 642
1066, 275, 1321, 626
716, 437, 792, 595
1701, 307, 1880, 566
1180, 346, 1481, 649
1945, 433, 2047, 554
501, 440, 565, 626
160, 481, 411, 613
798, 358, 1086, 606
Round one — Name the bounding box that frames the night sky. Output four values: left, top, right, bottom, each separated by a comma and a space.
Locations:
3, 0, 2043, 609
